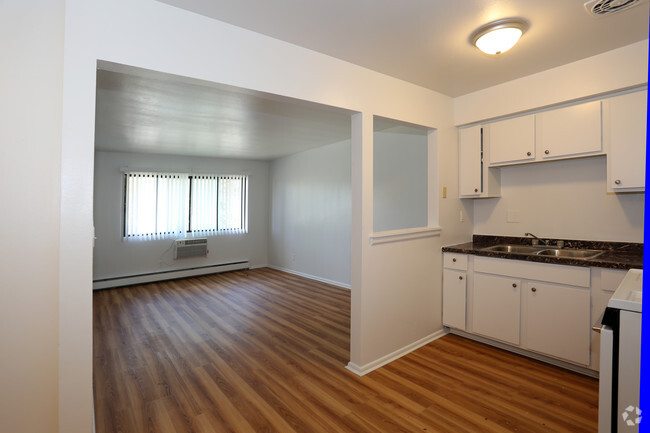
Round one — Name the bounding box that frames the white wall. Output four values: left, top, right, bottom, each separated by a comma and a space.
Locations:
269, 140, 351, 287
373, 131, 428, 232
61, 0, 459, 429
93, 151, 269, 281
455, 40, 649, 126
475, 157, 644, 242
0, 2, 63, 432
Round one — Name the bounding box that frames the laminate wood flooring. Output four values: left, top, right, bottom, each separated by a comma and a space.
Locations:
93, 267, 598, 433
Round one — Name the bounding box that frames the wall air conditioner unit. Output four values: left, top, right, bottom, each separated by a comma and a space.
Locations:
174, 238, 208, 259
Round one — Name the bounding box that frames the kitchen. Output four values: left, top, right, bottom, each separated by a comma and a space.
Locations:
3, 0, 648, 432
443, 84, 645, 432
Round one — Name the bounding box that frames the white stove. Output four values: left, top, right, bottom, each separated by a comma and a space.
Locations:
598, 269, 643, 433
608, 269, 643, 313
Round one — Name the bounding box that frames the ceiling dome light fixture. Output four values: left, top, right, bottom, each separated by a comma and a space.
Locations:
470, 18, 529, 55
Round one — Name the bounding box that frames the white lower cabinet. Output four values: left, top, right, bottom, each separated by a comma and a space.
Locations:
442, 254, 597, 370
472, 273, 521, 345
524, 281, 591, 365
442, 269, 466, 330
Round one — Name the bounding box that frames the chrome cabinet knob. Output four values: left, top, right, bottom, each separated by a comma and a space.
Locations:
459, 276, 463, 280
531, 287, 537, 292
544, 149, 550, 155
474, 188, 479, 193
615, 179, 621, 185
452, 258, 457, 262
512, 283, 517, 288
526, 151, 531, 156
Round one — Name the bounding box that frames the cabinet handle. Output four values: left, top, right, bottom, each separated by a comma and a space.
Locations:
615, 179, 621, 185
526, 151, 531, 156
512, 283, 517, 288
459, 276, 463, 280
452, 258, 457, 262
531, 287, 537, 292
544, 149, 550, 155
474, 188, 479, 193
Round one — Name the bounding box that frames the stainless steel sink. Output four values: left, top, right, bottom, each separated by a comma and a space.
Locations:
481, 244, 545, 254
480, 244, 605, 260
535, 248, 604, 259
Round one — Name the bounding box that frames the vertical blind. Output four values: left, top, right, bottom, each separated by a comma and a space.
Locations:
125, 173, 190, 237
124, 172, 248, 238
219, 176, 247, 231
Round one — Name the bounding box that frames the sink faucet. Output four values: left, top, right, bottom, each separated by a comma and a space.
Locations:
525, 232, 549, 246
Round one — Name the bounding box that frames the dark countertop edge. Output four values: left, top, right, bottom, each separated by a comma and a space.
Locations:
442, 237, 643, 270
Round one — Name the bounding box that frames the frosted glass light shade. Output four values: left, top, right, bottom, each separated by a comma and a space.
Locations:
471, 18, 528, 55
475, 27, 522, 54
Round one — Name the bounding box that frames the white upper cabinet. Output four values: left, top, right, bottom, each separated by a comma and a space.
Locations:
458, 126, 482, 197
604, 90, 647, 193
457, 93, 645, 196
458, 125, 500, 198
535, 100, 603, 160
486, 114, 536, 166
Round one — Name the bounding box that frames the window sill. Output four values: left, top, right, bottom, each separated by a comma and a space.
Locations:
369, 226, 442, 246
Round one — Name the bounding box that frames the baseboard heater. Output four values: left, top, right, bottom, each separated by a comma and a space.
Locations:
92, 260, 249, 290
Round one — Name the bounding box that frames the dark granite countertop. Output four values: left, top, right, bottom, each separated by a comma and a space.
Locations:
442, 235, 643, 270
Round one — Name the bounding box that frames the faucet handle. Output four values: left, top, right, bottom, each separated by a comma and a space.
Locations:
531, 239, 539, 246
556, 240, 565, 249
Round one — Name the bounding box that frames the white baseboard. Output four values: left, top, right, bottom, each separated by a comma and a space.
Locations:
267, 265, 351, 289
346, 329, 446, 376
93, 261, 250, 290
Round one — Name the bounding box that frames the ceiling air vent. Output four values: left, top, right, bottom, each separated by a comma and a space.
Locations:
584, 0, 648, 16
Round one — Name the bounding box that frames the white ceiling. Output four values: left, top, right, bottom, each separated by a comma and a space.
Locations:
95, 65, 355, 159
96, 0, 649, 160
159, 0, 650, 97
95, 65, 427, 159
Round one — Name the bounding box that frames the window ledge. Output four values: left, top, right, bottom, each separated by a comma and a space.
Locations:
369, 226, 442, 246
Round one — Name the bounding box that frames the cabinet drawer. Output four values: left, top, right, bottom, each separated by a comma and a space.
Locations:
474, 256, 590, 287
444, 253, 468, 270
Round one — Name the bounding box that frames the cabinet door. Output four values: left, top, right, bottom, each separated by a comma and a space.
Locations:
487, 115, 535, 165
525, 282, 590, 365
605, 90, 647, 192
536, 100, 602, 160
443, 269, 466, 330
458, 126, 482, 197
472, 273, 520, 345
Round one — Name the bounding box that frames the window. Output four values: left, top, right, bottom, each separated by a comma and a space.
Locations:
124, 172, 248, 238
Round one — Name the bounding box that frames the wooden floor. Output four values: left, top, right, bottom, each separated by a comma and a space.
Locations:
93, 267, 598, 433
